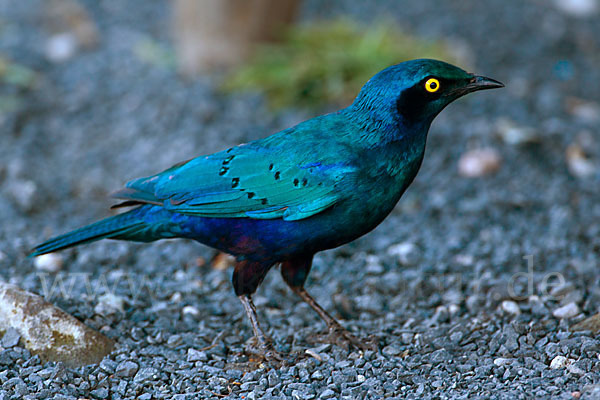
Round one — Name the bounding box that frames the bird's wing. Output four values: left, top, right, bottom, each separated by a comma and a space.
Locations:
112, 143, 352, 221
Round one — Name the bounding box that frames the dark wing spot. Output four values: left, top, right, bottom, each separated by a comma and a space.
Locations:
223, 155, 235, 165
302, 178, 308, 187
231, 178, 240, 188
226, 147, 234, 153
274, 171, 281, 180
269, 163, 274, 171
293, 178, 299, 187
247, 192, 255, 199
219, 167, 229, 176
261, 198, 268, 205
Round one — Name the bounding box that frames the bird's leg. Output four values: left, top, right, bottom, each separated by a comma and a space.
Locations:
292, 286, 369, 350
237, 294, 283, 362
232, 260, 284, 362
281, 256, 371, 351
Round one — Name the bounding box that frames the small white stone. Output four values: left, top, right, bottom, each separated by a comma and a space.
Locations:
458, 148, 502, 178
454, 254, 474, 267
365, 255, 384, 274
305, 349, 322, 362
357, 374, 366, 383
33, 253, 64, 273
94, 293, 125, 315
566, 144, 596, 178
174, 270, 186, 281
501, 300, 521, 315
170, 292, 182, 303
448, 304, 460, 316
182, 305, 199, 316
45, 33, 78, 63
387, 242, 419, 265
570, 100, 600, 123
553, 0, 598, 17
553, 302, 580, 319
496, 118, 538, 145
550, 355, 569, 369
494, 357, 512, 367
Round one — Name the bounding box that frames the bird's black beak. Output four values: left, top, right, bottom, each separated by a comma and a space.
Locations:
465, 75, 505, 92
449, 75, 504, 98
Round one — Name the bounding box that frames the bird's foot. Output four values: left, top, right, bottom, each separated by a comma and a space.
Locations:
308, 322, 375, 352
326, 323, 375, 351
245, 336, 288, 367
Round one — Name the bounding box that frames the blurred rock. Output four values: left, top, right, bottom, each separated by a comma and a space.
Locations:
211, 252, 234, 270
495, 118, 539, 145
94, 293, 125, 315
45, 33, 78, 63
453, 254, 475, 267
172, 0, 300, 74
43, 0, 99, 62
566, 97, 600, 123
501, 300, 521, 315
3, 179, 38, 213
365, 255, 384, 275
0, 282, 114, 367
572, 313, 600, 333
566, 142, 596, 178
552, 302, 580, 319
33, 253, 64, 273
182, 305, 200, 317
552, 0, 599, 17
458, 148, 502, 177
387, 242, 420, 266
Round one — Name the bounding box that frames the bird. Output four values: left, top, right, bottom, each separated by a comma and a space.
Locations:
31, 59, 503, 361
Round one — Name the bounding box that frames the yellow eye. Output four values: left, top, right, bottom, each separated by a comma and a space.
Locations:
425, 78, 440, 93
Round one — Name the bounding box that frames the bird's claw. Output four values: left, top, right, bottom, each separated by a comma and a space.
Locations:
327, 324, 374, 351
245, 336, 288, 366
307, 323, 375, 351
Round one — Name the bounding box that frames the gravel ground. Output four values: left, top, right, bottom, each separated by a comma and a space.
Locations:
1, 0, 600, 399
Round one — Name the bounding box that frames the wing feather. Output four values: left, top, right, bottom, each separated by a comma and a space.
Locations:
112, 141, 353, 221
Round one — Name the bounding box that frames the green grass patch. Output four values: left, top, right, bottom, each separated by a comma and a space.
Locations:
0, 56, 36, 88
224, 19, 458, 110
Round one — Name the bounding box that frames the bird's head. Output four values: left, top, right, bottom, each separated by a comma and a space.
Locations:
350, 59, 503, 141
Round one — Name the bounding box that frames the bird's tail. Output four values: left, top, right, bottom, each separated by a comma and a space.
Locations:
29, 207, 159, 257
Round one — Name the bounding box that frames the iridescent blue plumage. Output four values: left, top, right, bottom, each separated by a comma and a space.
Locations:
31, 59, 503, 360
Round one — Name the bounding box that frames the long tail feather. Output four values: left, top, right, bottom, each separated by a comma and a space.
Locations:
30, 209, 147, 257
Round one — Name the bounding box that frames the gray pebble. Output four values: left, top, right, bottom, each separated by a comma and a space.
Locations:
319, 388, 336, 399
186, 348, 207, 362
382, 344, 403, 357
311, 370, 324, 380
90, 387, 109, 399
133, 367, 159, 383
115, 361, 139, 378
99, 359, 117, 374
0, 328, 20, 348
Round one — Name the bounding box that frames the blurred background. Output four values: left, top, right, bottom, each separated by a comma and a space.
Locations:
0, 0, 598, 227
0, 0, 600, 397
